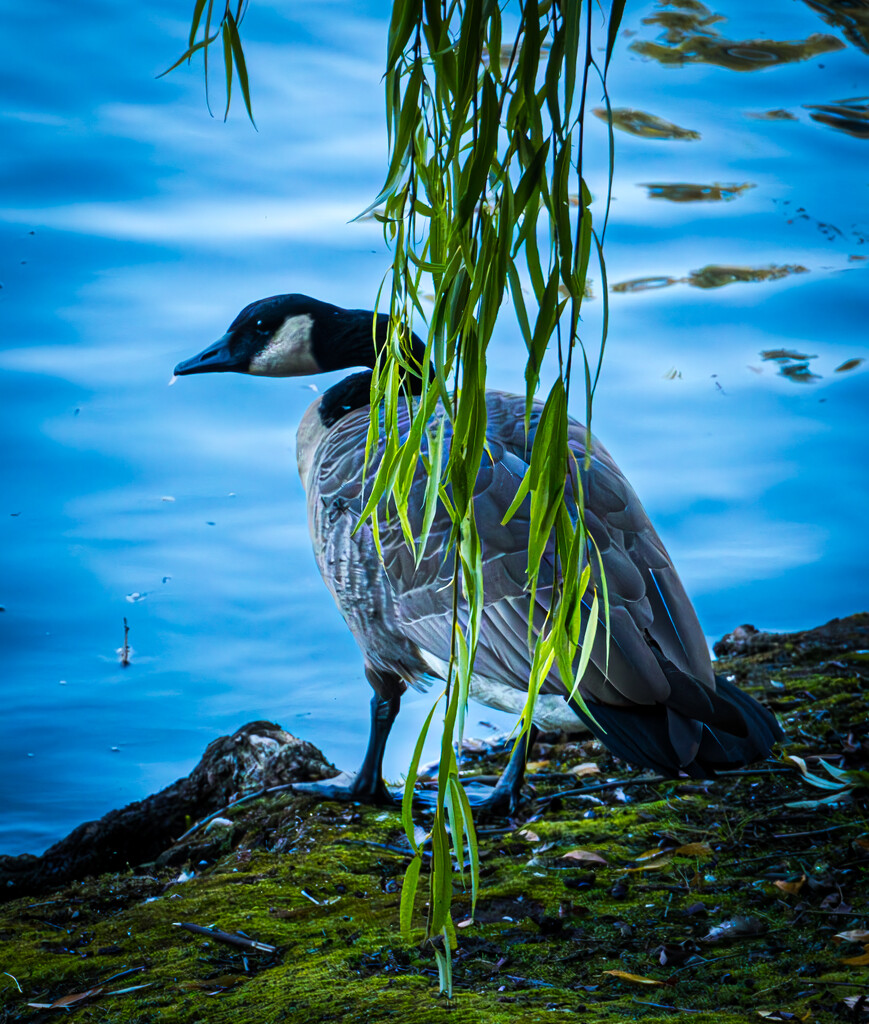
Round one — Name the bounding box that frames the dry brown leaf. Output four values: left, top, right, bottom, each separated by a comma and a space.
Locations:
516, 829, 540, 843
835, 930, 869, 943
456, 918, 474, 929
561, 849, 608, 865
525, 760, 551, 772
628, 853, 674, 872
774, 875, 806, 896
603, 970, 664, 987
675, 842, 713, 858
27, 987, 104, 1009
842, 945, 869, 966
569, 762, 601, 777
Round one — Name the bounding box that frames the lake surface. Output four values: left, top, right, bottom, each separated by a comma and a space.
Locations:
1, 0, 866, 856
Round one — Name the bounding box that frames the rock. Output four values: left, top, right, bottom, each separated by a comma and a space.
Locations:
0, 721, 336, 901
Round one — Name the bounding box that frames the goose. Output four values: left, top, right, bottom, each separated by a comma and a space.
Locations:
174, 293, 783, 812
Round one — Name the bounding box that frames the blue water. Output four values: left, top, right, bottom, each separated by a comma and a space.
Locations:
1, 1, 866, 856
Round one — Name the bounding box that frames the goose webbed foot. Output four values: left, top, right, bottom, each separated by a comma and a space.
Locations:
461, 725, 541, 819
291, 770, 396, 806
291, 687, 401, 806
464, 781, 524, 818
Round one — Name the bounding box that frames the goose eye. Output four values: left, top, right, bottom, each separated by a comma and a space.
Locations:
255, 318, 270, 335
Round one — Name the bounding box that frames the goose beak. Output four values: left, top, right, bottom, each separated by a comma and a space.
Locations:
174, 334, 243, 376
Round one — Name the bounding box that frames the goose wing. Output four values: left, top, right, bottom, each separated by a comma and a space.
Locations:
387, 392, 715, 702
306, 390, 779, 772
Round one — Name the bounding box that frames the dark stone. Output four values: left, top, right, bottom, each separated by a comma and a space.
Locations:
0, 721, 335, 901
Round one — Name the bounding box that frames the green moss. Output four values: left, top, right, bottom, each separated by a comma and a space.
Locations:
3, 616, 868, 1020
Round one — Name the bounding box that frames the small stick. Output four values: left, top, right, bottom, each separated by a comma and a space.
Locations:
173, 922, 276, 953
119, 618, 131, 667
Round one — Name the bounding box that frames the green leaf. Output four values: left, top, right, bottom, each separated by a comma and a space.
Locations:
188, 0, 209, 49
606, 0, 627, 74
221, 19, 233, 121
400, 855, 423, 940
226, 10, 255, 126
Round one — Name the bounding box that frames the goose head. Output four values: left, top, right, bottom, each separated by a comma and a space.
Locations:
174, 293, 426, 380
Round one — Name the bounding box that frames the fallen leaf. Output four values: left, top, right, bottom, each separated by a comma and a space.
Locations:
456, 919, 474, 929
603, 970, 664, 987
635, 847, 667, 862
525, 760, 551, 772
675, 843, 713, 858
628, 854, 674, 872
568, 762, 600, 777
843, 945, 869, 966
774, 875, 806, 895
701, 916, 766, 943
835, 358, 864, 373
842, 995, 869, 1010
516, 829, 540, 843
561, 849, 608, 866
27, 987, 104, 1009
836, 930, 869, 943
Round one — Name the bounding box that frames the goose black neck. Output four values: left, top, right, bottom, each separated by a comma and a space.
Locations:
314, 309, 428, 394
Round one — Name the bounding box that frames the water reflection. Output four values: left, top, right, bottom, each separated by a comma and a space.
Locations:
632, 1, 845, 70
594, 107, 700, 139
802, 0, 869, 55
745, 109, 799, 121
2, 0, 868, 857
612, 264, 808, 293
804, 97, 869, 137
641, 182, 754, 202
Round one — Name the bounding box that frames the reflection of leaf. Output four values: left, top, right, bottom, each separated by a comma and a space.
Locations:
780, 363, 822, 384
835, 358, 865, 373
642, 182, 755, 202
603, 970, 664, 987
746, 109, 798, 121
761, 349, 817, 362
594, 107, 700, 140
614, 265, 809, 296
633, 32, 844, 70
686, 264, 808, 288
612, 275, 678, 294
807, 0, 869, 56
805, 97, 869, 138
631, 3, 844, 72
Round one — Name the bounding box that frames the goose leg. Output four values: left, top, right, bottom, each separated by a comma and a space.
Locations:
291, 672, 402, 805
471, 724, 539, 816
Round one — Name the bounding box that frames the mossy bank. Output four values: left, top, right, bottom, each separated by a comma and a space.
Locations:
2, 614, 868, 1023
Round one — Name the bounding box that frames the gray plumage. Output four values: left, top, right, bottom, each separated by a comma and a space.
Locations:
175, 293, 783, 797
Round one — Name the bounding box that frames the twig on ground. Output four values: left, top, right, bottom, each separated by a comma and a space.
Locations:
173, 922, 276, 953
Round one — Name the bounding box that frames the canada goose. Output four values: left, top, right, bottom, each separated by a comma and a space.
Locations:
174, 293, 783, 811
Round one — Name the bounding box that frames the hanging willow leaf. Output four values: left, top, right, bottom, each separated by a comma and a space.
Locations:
171, 0, 623, 997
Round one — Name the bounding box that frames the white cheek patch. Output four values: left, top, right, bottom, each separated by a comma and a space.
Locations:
248, 313, 318, 376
